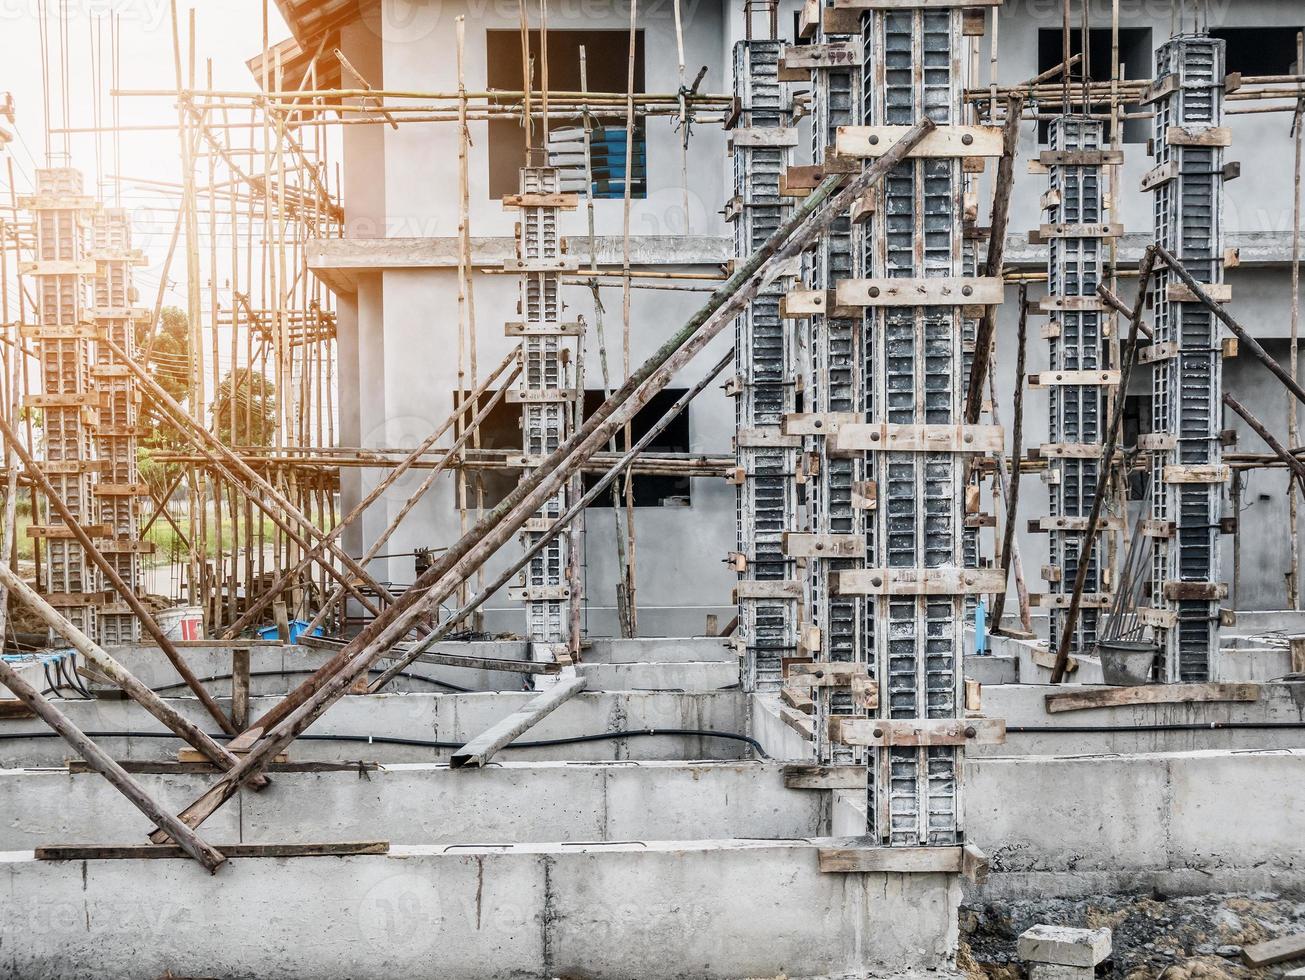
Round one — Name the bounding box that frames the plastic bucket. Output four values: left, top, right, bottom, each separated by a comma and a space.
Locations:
155, 605, 203, 641
1097, 639, 1158, 686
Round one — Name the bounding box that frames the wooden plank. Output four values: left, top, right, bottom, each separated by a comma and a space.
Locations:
1039, 295, 1106, 313
834, 566, 1005, 596
1162, 580, 1227, 601
836, 276, 1003, 306
501, 192, 578, 209
1032, 515, 1123, 532
35, 841, 389, 861
1038, 222, 1124, 240
1138, 340, 1179, 364
780, 42, 860, 71
1030, 645, 1077, 674
829, 422, 1003, 454
779, 704, 814, 741
1140, 160, 1179, 192
733, 579, 802, 600
1044, 683, 1261, 715
1137, 432, 1177, 451
1166, 125, 1232, 147
450, 674, 587, 768
1163, 464, 1230, 484
1029, 592, 1112, 609
780, 685, 815, 715
782, 763, 866, 790
817, 843, 970, 874
782, 411, 859, 436
782, 532, 865, 559
1242, 934, 1305, 969
735, 428, 802, 449
828, 716, 1005, 748
504, 321, 584, 337
1039, 149, 1125, 166
1167, 282, 1231, 304
731, 127, 801, 148
830, 0, 1001, 10
1029, 369, 1120, 388
68, 760, 380, 775
0, 700, 36, 720
835, 125, 1003, 159
1136, 606, 1178, 628
1038, 443, 1106, 459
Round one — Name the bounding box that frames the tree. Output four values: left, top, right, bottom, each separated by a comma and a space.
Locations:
209, 368, 277, 446
136, 306, 194, 500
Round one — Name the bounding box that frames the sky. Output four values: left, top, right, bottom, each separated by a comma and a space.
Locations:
2, 0, 293, 324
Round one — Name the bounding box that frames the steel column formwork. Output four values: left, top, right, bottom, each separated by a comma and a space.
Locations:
1146, 34, 1226, 682
507, 167, 579, 678
855, 6, 970, 845
797, 12, 866, 769
20, 169, 100, 638
90, 208, 148, 645
1042, 116, 1111, 655
789, 3, 997, 845
730, 39, 800, 692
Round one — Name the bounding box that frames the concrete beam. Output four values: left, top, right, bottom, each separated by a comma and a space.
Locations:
309, 236, 734, 292
0, 839, 960, 979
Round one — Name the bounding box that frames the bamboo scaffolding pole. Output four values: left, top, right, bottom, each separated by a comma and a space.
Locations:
1290, 38, 1303, 609
620, 0, 640, 635
299, 362, 522, 636
225, 346, 519, 638
146, 120, 938, 843
101, 336, 394, 620
1051, 250, 1158, 684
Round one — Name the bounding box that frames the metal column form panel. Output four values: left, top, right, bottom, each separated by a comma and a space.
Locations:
855, 7, 973, 845
731, 39, 799, 692
799, 10, 866, 767
1043, 117, 1109, 656
90, 208, 146, 645
510, 166, 576, 675
1147, 34, 1226, 682
22, 169, 100, 638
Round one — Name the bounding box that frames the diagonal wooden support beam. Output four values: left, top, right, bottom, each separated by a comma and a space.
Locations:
367, 347, 735, 692
0, 656, 227, 873
145, 117, 938, 844
1155, 242, 1305, 407
101, 335, 393, 622
227, 346, 521, 638
0, 561, 268, 788
298, 359, 522, 638
450, 673, 587, 768
0, 412, 237, 735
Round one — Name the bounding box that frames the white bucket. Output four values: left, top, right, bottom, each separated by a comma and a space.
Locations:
156, 605, 204, 641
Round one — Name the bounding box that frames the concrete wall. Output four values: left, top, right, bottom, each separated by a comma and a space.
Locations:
0, 841, 960, 979
967, 747, 1305, 900
0, 760, 825, 849
0, 689, 750, 767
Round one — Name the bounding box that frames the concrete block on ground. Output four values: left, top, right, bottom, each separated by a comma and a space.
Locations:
1018, 924, 1111, 968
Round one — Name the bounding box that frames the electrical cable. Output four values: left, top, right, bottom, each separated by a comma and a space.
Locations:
148, 668, 472, 695
0, 727, 769, 758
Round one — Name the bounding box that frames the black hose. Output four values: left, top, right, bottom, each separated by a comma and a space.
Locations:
0, 727, 770, 758
148, 668, 472, 695
1006, 721, 1305, 734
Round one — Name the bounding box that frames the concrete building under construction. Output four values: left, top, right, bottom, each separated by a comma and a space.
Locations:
3, 0, 1305, 976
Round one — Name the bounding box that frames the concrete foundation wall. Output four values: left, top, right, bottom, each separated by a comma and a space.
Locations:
967, 748, 1305, 900
0, 761, 825, 849
0, 690, 750, 768
0, 840, 960, 980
